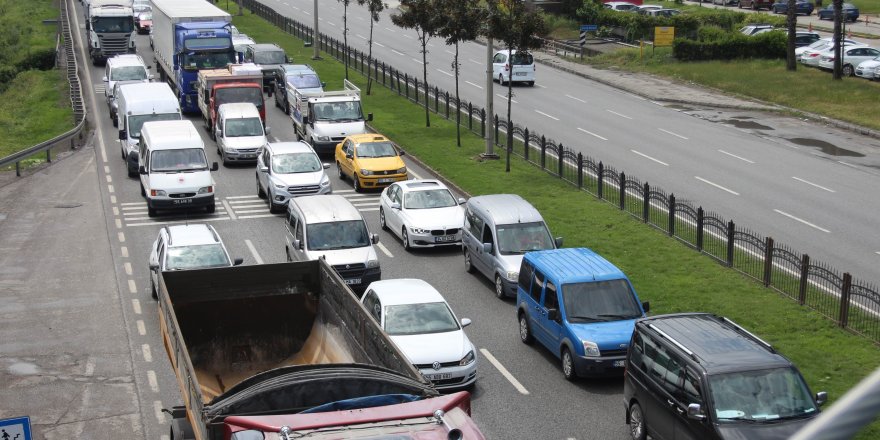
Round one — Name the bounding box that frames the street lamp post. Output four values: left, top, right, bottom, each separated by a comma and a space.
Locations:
482, 37, 497, 159
312, 0, 321, 59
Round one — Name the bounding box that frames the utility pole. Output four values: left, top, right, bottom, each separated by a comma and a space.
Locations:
312, 0, 321, 60
482, 37, 497, 159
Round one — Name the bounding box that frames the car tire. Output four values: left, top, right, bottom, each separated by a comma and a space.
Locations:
628, 402, 647, 440
257, 176, 266, 199
379, 207, 388, 230
562, 347, 576, 381
140, 183, 146, 197
337, 162, 345, 181
112, 115, 118, 127
519, 313, 534, 345
283, 101, 290, 115
127, 166, 137, 178
528, 81, 535, 87
494, 274, 505, 299
147, 206, 156, 217
353, 175, 362, 193
150, 275, 157, 300
206, 203, 216, 214
402, 227, 411, 251
843, 64, 855, 77
498, 74, 506, 86
463, 250, 475, 273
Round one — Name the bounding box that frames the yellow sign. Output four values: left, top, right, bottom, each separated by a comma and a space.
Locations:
654, 27, 675, 47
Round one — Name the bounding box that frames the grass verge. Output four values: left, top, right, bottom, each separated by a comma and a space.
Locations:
226, 6, 880, 438
0, 70, 74, 160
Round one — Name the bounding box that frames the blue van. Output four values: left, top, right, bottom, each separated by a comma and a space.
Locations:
516, 248, 649, 380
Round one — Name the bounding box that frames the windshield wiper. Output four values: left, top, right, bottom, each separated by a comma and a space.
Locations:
597, 313, 638, 320
718, 416, 762, 423
568, 315, 602, 322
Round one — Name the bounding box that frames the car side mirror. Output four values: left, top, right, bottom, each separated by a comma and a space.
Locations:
139, 165, 147, 175
148, 74, 155, 80
293, 239, 303, 250
322, 163, 330, 169
554, 237, 563, 248
345, 153, 353, 160
265, 126, 271, 135
481, 242, 492, 254
233, 258, 244, 266
687, 403, 706, 421
211, 162, 219, 171
642, 301, 650, 313
102, 76, 108, 82
458, 198, 466, 205
371, 233, 379, 244
149, 263, 159, 271
397, 149, 405, 156
816, 391, 827, 406
259, 165, 269, 173
119, 130, 126, 140
460, 318, 471, 328
367, 112, 373, 122
547, 308, 559, 321
391, 202, 401, 210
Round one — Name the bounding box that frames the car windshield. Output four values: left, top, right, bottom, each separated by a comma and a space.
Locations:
286, 73, 322, 89
254, 50, 286, 64
404, 189, 457, 209
165, 244, 230, 270
562, 279, 643, 322
307, 220, 369, 250
92, 16, 134, 33
356, 141, 397, 158
384, 302, 459, 336
181, 49, 236, 70
272, 152, 322, 173
111, 66, 148, 81
128, 113, 182, 139
138, 12, 151, 20
312, 101, 363, 122
150, 148, 208, 172
215, 88, 264, 110
709, 368, 819, 422
496, 222, 554, 255
225, 117, 264, 137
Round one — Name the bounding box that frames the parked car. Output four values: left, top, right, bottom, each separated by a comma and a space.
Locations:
801, 41, 866, 67
604, 1, 640, 11
818, 46, 880, 76
739, 23, 774, 36
492, 49, 536, 86
635, 4, 663, 14
795, 37, 863, 61
855, 56, 880, 80
817, 3, 859, 21
738, 0, 773, 10
771, 0, 814, 15
214, 102, 269, 166
711, 0, 739, 5
379, 180, 466, 251
256, 141, 332, 213
335, 133, 408, 192
242, 43, 291, 92
752, 29, 821, 48
148, 224, 242, 299
360, 279, 477, 390
643, 8, 680, 17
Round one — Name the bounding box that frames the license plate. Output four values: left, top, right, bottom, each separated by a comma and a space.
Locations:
241, 154, 255, 159
515, 72, 528, 76
378, 178, 395, 183
613, 360, 626, 368
426, 373, 451, 381
344, 278, 361, 285
173, 199, 192, 205
434, 235, 456, 243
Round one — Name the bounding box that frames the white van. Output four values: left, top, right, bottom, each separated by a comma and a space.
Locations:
214, 102, 269, 166
492, 49, 535, 86
117, 82, 182, 177
103, 54, 151, 112
285, 195, 380, 291
138, 120, 219, 217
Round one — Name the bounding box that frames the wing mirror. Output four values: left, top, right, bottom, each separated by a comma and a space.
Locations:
293, 239, 303, 250
102, 76, 108, 82
367, 112, 374, 122
119, 130, 127, 140
458, 197, 466, 205
460, 318, 472, 328
345, 153, 353, 160
259, 165, 269, 173
547, 308, 559, 321
397, 149, 405, 156
642, 301, 651, 313
211, 162, 219, 171
371, 233, 379, 244
554, 237, 564, 248
265, 126, 271, 135
233, 258, 244, 266
481, 243, 492, 254
816, 391, 828, 406
391, 202, 401, 210
322, 163, 330, 169
149, 263, 159, 271
687, 403, 706, 421
139, 165, 147, 175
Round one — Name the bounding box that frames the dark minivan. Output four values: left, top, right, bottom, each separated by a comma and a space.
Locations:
624, 313, 826, 440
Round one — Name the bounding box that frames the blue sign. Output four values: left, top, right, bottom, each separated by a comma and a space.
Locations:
0, 416, 32, 440
580, 24, 598, 31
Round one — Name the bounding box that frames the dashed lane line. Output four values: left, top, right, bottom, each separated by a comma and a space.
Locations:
245, 239, 264, 264
480, 348, 529, 395
142, 344, 152, 362
695, 176, 739, 196
147, 370, 159, 393
128, 280, 136, 294
137, 320, 146, 336
774, 209, 830, 233
718, 149, 755, 164
465, 81, 483, 89
658, 128, 688, 140
376, 242, 394, 258
792, 176, 835, 193
121, 246, 128, 258
132, 299, 141, 315
577, 128, 607, 141
153, 401, 164, 424
221, 199, 237, 220
607, 109, 633, 120
631, 150, 669, 167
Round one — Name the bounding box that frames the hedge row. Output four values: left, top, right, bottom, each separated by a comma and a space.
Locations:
673, 30, 787, 61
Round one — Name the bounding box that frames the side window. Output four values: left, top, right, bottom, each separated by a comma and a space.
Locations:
481, 224, 494, 245
493, 53, 505, 63
544, 281, 558, 310
287, 210, 298, 231
629, 331, 646, 371
518, 261, 534, 291
295, 218, 304, 244
157, 243, 166, 269
680, 368, 703, 406
362, 291, 381, 323
465, 208, 483, 237
649, 343, 683, 396
529, 270, 544, 303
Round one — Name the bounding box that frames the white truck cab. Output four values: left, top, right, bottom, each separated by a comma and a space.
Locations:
290, 79, 371, 155
138, 120, 218, 217
215, 102, 269, 166
117, 82, 182, 177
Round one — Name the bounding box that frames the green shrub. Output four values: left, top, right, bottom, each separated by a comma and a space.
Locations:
17, 48, 56, 71
673, 30, 786, 61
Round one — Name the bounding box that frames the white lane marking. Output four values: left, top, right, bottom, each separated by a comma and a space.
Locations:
607, 110, 633, 119
409, 170, 423, 179
112, 207, 119, 216
465, 81, 483, 89
535, 84, 547, 89
718, 149, 754, 164
374, 42, 385, 48
121, 246, 128, 258
271, 136, 279, 142
120, 201, 145, 205
392, 49, 405, 56
104, 165, 110, 173
118, 232, 125, 242
115, 218, 122, 229
360, 207, 379, 212
125, 217, 232, 227
108, 184, 114, 193
128, 279, 137, 294
357, 34, 367, 40
106, 175, 112, 183
577, 128, 607, 141
837, 160, 857, 168
658, 128, 688, 140
695, 176, 739, 196
132, 299, 141, 315
222, 199, 237, 221
631, 150, 669, 166
85, 358, 95, 376
480, 348, 529, 395
436, 69, 453, 77
403, 34, 413, 39
376, 242, 394, 258
445, 50, 455, 55
327, 21, 336, 26
412, 58, 424, 65
153, 401, 164, 423
427, 43, 435, 48
384, 27, 396, 33
236, 209, 272, 214
565, 94, 586, 103
142, 344, 152, 362
792, 176, 835, 193
226, 195, 259, 199
124, 262, 132, 276
468, 59, 481, 65
774, 209, 830, 233
137, 320, 146, 336
237, 214, 279, 220
110, 195, 116, 204
147, 370, 159, 393
534, 110, 559, 121
303, 10, 311, 15
245, 239, 264, 264
496, 93, 517, 103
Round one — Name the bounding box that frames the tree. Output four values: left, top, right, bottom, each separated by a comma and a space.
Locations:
435, 0, 484, 147
484, 0, 547, 172
338, 0, 352, 79
785, 0, 797, 71
392, 0, 442, 127
832, 0, 843, 80
356, 0, 386, 95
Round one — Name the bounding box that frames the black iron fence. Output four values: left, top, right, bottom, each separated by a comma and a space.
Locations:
242, 0, 880, 344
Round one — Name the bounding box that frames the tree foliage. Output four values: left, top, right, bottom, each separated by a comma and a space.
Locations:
356, 0, 386, 94
392, 0, 442, 127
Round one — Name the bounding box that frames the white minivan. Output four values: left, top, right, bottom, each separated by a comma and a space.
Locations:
103, 54, 152, 118
214, 102, 269, 166
138, 120, 219, 217
117, 82, 181, 177
285, 194, 381, 291
492, 49, 535, 86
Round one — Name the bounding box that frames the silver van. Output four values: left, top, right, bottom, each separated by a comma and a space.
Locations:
462, 194, 561, 299
285, 194, 381, 291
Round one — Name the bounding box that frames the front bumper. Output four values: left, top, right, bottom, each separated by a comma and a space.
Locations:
499, 276, 518, 298
358, 173, 408, 189
416, 358, 477, 391
222, 149, 259, 163
147, 193, 214, 210
572, 354, 627, 377
408, 229, 463, 248
270, 184, 332, 208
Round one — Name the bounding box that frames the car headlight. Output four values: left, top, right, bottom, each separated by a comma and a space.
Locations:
410, 227, 430, 234
504, 270, 519, 282
197, 186, 213, 194
314, 135, 330, 142
320, 175, 331, 187
396, 166, 407, 174
360, 169, 373, 176
366, 259, 379, 269
274, 183, 286, 189
459, 350, 475, 366
226, 148, 238, 154
583, 340, 600, 357
150, 189, 167, 197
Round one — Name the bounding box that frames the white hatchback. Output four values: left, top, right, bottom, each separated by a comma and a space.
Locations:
360, 279, 477, 390
818, 46, 880, 76
492, 49, 535, 86
379, 180, 466, 251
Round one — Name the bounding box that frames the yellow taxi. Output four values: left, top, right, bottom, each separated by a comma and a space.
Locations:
334, 133, 408, 192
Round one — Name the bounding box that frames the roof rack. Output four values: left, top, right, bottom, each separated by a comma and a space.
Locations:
208, 224, 221, 243
163, 226, 172, 246
648, 323, 698, 362
722, 317, 774, 352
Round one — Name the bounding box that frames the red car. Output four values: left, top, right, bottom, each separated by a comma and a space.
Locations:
135, 12, 152, 35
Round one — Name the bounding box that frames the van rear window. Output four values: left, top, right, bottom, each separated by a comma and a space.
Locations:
510, 53, 533, 65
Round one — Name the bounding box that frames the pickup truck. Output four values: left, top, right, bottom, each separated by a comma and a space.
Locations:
158, 260, 484, 440
196, 64, 265, 139
290, 79, 371, 155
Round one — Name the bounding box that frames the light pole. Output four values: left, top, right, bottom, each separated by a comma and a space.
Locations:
312, 0, 321, 60
482, 37, 497, 159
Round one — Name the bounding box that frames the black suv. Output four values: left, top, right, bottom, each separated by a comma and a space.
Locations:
242, 43, 290, 92
623, 313, 826, 440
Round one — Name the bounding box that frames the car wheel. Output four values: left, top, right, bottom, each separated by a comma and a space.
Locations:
519, 313, 534, 345
562, 347, 576, 381
843, 64, 855, 77
206, 203, 215, 214
147, 206, 157, 217
353, 175, 362, 193
140, 183, 146, 197
379, 207, 388, 230
402, 227, 411, 251
274, 95, 281, 108
121, 146, 126, 161
337, 162, 345, 181
527, 81, 535, 87
498, 74, 506, 86
112, 115, 118, 127
494, 274, 505, 299
284, 101, 290, 115
463, 250, 475, 273
628, 402, 647, 440
257, 176, 266, 199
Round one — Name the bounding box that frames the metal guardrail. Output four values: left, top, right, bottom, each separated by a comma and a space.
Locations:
0, 0, 87, 177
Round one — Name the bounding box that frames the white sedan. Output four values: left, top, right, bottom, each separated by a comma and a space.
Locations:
855, 56, 880, 80
360, 279, 477, 390
379, 179, 465, 251
799, 40, 864, 67
818, 46, 880, 76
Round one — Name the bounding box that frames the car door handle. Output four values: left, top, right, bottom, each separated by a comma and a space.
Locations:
667, 399, 675, 407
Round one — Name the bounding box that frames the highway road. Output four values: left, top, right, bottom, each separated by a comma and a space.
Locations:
256, 0, 880, 289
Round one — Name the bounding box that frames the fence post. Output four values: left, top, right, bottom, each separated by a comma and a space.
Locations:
643, 183, 650, 223
524, 128, 530, 161
726, 220, 735, 267
404, 73, 409, 98
619, 172, 626, 210
557, 144, 564, 177
466, 102, 472, 131
47, 149, 52, 163
382, 62, 386, 85
444, 92, 449, 118
696, 206, 704, 250
480, 109, 486, 138
798, 254, 810, 305
540, 136, 546, 169
414, 78, 419, 102
577, 153, 583, 188
494, 115, 499, 142
668, 194, 676, 236
839, 273, 852, 328
597, 161, 604, 199
762, 237, 774, 287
